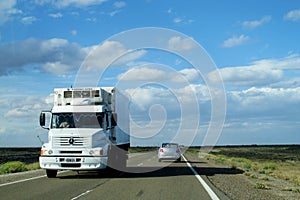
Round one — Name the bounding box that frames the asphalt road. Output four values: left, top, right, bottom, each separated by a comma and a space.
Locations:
0, 151, 226, 200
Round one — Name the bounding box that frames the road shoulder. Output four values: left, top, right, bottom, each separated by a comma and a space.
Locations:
184, 152, 300, 200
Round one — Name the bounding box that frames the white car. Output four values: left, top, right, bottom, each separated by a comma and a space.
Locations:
158, 143, 181, 162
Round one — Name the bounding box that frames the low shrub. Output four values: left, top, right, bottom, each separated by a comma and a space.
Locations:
263, 163, 278, 170
0, 161, 28, 174
254, 182, 270, 190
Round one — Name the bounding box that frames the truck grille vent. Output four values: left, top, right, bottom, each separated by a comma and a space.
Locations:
53, 136, 88, 147
60, 151, 82, 154
61, 163, 81, 168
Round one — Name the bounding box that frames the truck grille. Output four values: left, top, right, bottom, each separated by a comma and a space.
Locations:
53, 136, 88, 147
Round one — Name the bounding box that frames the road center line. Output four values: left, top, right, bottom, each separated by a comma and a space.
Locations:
182, 155, 220, 200
71, 189, 93, 200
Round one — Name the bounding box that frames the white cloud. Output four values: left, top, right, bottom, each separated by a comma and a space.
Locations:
82, 41, 127, 70
173, 17, 182, 23
114, 1, 126, 8
117, 66, 201, 83
0, 0, 22, 25
222, 35, 250, 48
252, 54, 300, 70
168, 36, 196, 52
42, 62, 75, 75
177, 68, 201, 83
118, 67, 168, 82
4, 95, 52, 119
207, 54, 300, 86
48, 12, 63, 18
21, 16, 38, 24
52, 0, 107, 8
109, 10, 121, 17
0, 38, 87, 75
271, 77, 300, 88
242, 16, 271, 29
71, 30, 77, 35
284, 9, 300, 21
208, 65, 283, 86
82, 41, 146, 70
227, 87, 300, 114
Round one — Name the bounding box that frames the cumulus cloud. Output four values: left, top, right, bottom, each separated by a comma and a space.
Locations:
168, 36, 196, 52
252, 54, 300, 70
4, 95, 52, 119
0, 38, 87, 75
118, 67, 168, 82
208, 65, 283, 86
284, 9, 300, 21
242, 16, 271, 29
0, 0, 22, 25
125, 85, 206, 113
82, 40, 147, 71
207, 54, 300, 86
117, 65, 202, 83
222, 35, 250, 48
227, 87, 300, 115
175, 68, 201, 83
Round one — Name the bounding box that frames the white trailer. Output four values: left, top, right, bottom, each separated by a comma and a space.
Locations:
39, 87, 130, 178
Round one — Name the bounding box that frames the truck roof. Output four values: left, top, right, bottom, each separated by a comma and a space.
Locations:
53, 87, 113, 107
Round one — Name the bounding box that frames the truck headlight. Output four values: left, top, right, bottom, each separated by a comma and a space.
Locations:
40, 149, 53, 155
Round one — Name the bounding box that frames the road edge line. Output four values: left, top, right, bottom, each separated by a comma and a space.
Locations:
0, 170, 67, 187
182, 155, 220, 200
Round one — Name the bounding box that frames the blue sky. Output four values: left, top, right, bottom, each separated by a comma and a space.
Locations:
0, 0, 300, 147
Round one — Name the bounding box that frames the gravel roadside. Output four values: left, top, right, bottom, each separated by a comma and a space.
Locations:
184, 152, 300, 200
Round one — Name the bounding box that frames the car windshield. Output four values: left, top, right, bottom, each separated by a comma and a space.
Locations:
51, 112, 104, 129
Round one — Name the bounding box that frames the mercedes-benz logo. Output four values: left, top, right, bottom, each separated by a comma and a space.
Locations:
69, 137, 75, 145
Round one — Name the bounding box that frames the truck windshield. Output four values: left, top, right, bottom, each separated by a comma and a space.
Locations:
51, 113, 104, 129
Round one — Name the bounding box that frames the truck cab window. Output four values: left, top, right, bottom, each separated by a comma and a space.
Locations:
51, 113, 105, 129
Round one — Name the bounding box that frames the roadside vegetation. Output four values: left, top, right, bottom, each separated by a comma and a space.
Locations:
0, 161, 40, 175
0, 148, 40, 175
195, 145, 300, 193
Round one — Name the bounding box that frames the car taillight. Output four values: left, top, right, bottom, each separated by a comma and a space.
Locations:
176, 149, 180, 153
159, 148, 164, 152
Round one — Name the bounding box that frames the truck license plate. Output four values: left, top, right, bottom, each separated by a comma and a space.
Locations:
66, 158, 76, 162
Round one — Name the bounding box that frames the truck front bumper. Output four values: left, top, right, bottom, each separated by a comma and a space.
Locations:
39, 156, 108, 171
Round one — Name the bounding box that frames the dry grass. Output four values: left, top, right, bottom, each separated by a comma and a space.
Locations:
198, 145, 300, 186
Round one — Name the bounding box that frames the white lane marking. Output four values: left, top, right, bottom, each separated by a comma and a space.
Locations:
182, 155, 220, 200
0, 171, 66, 187
0, 175, 46, 187
137, 163, 143, 166
71, 189, 93, 200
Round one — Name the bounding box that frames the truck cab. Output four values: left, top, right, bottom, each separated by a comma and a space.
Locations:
39, 87, 130, 178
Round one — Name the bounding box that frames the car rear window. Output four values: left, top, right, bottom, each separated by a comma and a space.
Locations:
162, 143, 178, 148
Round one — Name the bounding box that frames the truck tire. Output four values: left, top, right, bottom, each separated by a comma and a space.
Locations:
46, 169, 57, 178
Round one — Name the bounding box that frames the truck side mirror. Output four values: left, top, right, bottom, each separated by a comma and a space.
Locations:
39, 111, 51, 130
40, 113, 46, 126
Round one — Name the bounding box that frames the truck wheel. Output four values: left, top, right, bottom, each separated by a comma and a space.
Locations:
46, 169, 57, 178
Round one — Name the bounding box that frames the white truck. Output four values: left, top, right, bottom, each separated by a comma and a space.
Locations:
39, 87, 130, 178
